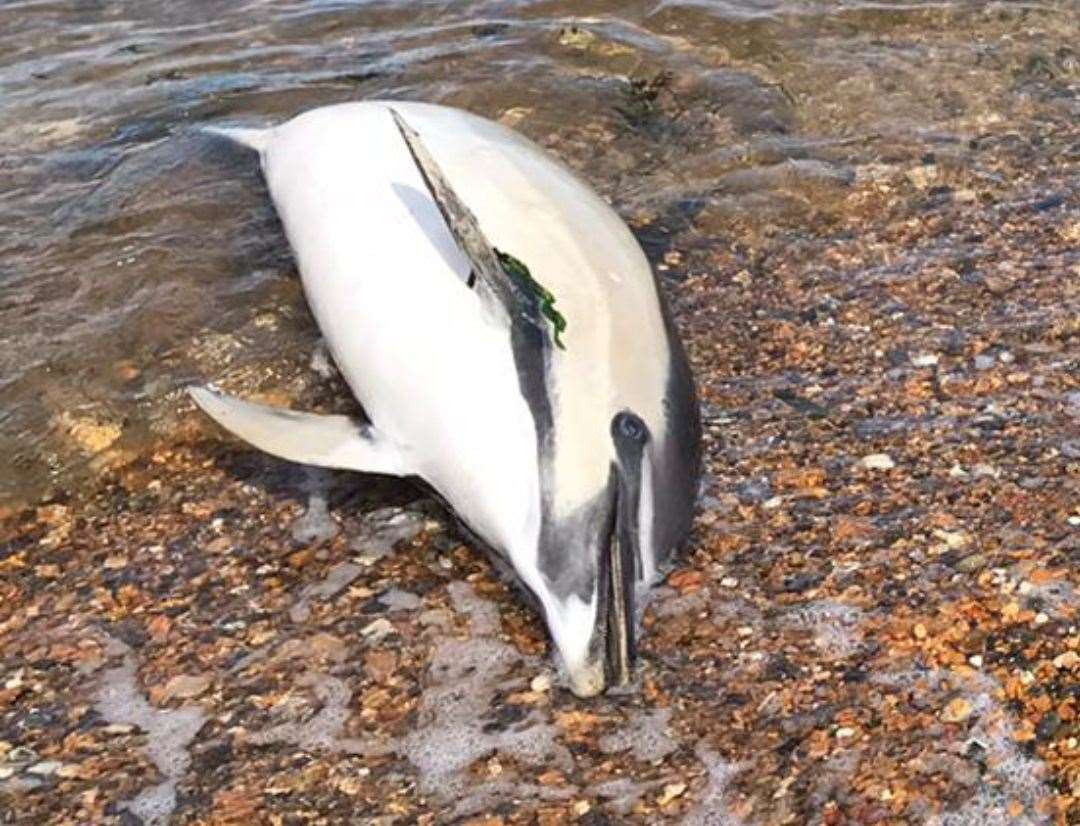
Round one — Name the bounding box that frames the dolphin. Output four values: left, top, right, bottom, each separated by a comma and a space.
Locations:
193, 101, 701, 696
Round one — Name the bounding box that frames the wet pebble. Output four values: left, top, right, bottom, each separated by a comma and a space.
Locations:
1059, 440, 1080, 460
418, 609, 452, 629
378, 589, 422, 612
859, 453, 895, 471
1036, 713, 1061, 741
156, 673, 211, 702
783, 572, 824, 593
351, 508, 426, 560
658, 782, 687, 805
955, 553, 988, 574
361, 618, 394, 641
26, 761, 63, 777
6, 747, 37, 764
941, 698, 973, 723
735, 478, 772, 504
1053, 651, 1079, 670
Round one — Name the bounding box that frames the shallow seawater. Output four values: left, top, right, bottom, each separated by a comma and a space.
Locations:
0, 0, 1075, 506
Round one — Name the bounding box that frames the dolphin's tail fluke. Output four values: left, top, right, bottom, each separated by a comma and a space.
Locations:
202, 125, 273, 153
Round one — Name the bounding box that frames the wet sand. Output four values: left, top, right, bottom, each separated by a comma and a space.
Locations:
1, 2, 1079, 824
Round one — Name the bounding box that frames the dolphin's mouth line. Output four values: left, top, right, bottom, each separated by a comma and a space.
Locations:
604, 410, 649, 691
605, 527, 636, 687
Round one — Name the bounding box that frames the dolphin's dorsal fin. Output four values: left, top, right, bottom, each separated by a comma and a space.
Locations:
189, 386, 410, 476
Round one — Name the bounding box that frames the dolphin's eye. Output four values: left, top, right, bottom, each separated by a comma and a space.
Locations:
612, 411, 647, 443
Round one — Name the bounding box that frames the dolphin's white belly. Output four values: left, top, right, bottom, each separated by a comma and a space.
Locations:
258, 104, 540, 553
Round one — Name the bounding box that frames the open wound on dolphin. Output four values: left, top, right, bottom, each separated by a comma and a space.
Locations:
494, 250, 567, 349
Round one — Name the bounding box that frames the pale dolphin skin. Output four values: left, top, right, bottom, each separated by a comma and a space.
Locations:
194, 101, 701, 696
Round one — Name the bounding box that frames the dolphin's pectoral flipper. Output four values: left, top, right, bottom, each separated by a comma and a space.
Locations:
390, 109, 567, 349
389, 109, 513, 322
188, 386, 410, 476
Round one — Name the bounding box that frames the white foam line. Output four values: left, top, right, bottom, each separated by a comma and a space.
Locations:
94, 639, 207, 826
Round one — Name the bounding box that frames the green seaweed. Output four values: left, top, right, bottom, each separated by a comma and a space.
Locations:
496, 249, 567, 350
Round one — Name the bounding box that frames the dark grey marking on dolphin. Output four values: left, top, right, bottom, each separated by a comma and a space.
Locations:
651, 289, 702, 570
535, 484, 613, 602
389, 108, 560, 593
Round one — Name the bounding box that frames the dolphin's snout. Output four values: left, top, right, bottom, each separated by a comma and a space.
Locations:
566, 658, 606, 698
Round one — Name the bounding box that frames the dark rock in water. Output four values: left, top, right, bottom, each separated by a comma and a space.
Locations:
337, 70, 382, 84
1060, 440, 1080, 459
482, 704, 528, 732
764, 654, 800, 681
471, 22, 509, 38
772, 388, 829, 419
1031, 193, 1065, 211
116, 810, 143, 826
783, 572, 824, 593
781, 705, 835, 737
109, 619, 149, 650
18, 705, 64, 731
378, 588, 423, 612
885, 348, 909, 367
942, 329, 967, 355
853, 417, 912, 440
190, 738, 233, 773
735, 477, 773, 504
1036, 712, 1061, 741
955, 553, 988, 574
